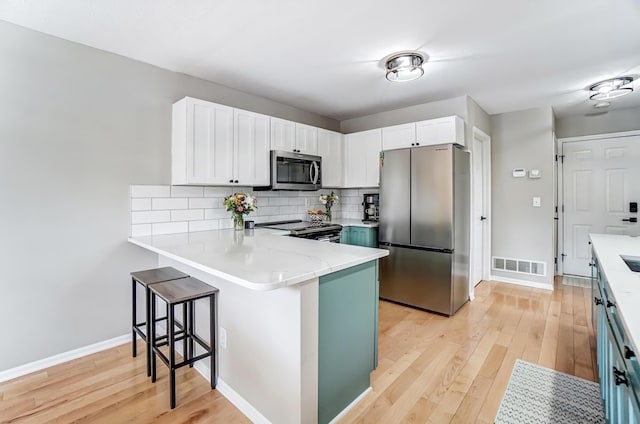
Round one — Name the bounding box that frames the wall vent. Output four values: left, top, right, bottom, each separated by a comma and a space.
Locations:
492, 256, 546, 277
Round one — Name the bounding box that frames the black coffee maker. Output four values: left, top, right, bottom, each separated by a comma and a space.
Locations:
362, 193, 379, 222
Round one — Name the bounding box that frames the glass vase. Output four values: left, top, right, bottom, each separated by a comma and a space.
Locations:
325, 208, 332, 222
233, 214, 244, 231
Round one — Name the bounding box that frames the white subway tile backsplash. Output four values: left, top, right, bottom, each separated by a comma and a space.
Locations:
204, 187, 235, 197
171, 209, 204, 221
131, 185, 170, 198
130, 185, 370, 236
171, 186, 204, 197
205, 208, 232, 220
189, 220, 220, 232
152, 198, 188, 210
189, 198, 219, 209
132, 210, 170, 224
152, 221, 188, 235
131, 224, 152, 237
131, 198, 151, 211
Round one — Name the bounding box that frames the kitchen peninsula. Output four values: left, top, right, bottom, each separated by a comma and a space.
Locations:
128, 228, 388, 424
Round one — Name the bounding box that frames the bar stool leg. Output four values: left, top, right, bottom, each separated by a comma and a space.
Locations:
131, 277, 137, 358
182, 303, 187, 363
210, 294, 217, 390
169, 303, 176, 409
145, 286, 152, 377
151, 292, 157, 383
188, 300, 194, 368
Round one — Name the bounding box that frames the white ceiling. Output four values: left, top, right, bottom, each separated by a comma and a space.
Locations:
2, 0, 640, 121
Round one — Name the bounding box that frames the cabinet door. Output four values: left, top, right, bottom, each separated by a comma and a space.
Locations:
382, 123, 416, 151
235, 109, 270, 186
317, 129, 343, 187
295, 123, 318, 155
415, 116, 465, 147
270, 117, 296, 152
344, 129, 382, 188
185, 98, 234, 184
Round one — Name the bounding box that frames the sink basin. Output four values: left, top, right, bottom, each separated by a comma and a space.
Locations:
620, 255, 640, 272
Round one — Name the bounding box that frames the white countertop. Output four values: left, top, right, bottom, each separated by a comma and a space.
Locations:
128, 228, 388, 291
590, 234, 640, 351
331, 219, 379, 228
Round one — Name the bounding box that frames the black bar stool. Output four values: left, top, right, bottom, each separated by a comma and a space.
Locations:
149, 277, 219, 409
131, 267, 188, 377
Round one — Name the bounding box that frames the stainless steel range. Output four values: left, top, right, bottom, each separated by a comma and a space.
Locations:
256, 220, 342, 242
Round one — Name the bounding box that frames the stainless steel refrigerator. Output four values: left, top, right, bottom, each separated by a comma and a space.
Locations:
379, 144, 470, 316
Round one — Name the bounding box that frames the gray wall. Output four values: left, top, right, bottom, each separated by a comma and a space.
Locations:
0, 20, 338, 371
340, 96, 468, 133
490, 107, 555, 286
555, 107, 640, 138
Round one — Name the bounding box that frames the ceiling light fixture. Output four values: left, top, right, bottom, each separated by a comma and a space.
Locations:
385, 51, 426, 82
589, 77, 634, 100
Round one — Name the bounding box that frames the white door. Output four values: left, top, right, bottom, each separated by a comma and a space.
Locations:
562, 135, 640, 276
294, 123, 318, 155
317, 129, 343, 187
471, 130, 491, 287
186, 99, 234, 184
234, 109, 270, 186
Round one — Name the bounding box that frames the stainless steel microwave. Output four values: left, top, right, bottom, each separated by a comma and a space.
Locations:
270, 150, 321, 191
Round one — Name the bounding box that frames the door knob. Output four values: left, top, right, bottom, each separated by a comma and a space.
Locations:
480, 216, 487, 221
622, 217, 638, 223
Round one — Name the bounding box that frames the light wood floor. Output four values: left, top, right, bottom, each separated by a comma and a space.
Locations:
0, 279, 596, 424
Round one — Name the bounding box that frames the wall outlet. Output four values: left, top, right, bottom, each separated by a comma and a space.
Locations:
532, 197, 541, 207
219, 326, 227, 350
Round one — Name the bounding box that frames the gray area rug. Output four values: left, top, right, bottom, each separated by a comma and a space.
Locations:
495, 359, 605, 424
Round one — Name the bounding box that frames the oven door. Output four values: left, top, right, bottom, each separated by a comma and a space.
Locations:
271, 151, 321, 190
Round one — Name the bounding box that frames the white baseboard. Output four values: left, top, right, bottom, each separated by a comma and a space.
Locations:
489, 275, 554, 291
0, 334, 129, 383
328, 386, 372, 424
193, 361, 271, 424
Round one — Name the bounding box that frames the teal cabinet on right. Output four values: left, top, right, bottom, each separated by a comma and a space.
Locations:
341, 227, 378, 248
593, 254, 640, 423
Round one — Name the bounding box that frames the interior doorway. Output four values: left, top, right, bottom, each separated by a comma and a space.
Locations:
560, 131, 640, 277
470, 128, 491, 294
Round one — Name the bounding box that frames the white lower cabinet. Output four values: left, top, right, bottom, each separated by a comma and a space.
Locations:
317, 128, 343, 188
343, 129, 382, 188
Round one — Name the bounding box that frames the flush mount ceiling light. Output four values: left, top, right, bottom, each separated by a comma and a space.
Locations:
589, 77, 634, 100
385, 51, 426, 82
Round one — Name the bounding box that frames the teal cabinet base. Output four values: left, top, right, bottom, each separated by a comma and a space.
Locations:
318, 260, 378, 424
340, 227, 378, 248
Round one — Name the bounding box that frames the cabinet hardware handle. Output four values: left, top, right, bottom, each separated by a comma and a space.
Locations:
594, 297, 603, 305
613, 367, 629, 386
234, 180, 239, 183
411, 143, 415, 146
624, 346, 636, 359
228, 179, 233, 183
606, 300, 616, 308
416, 143, 420, 145
622, 217, 638, 223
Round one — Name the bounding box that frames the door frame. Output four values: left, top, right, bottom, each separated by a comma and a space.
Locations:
470, 127, 491, 300
557, 129, 640, 276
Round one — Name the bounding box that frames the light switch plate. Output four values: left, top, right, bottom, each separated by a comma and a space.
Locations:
533, 197, 541, 207
512, 168, 526, 178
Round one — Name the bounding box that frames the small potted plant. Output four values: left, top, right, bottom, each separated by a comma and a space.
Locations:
224, 192, 257, 230
319, 191, 339, 222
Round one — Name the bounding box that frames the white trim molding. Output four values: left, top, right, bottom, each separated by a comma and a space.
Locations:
328, 387, 372, 424
0, 334, 129, 383
558, 129, 640, 143
490, 274, 554, 291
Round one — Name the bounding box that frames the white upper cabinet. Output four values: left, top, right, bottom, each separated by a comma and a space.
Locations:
172, 97, 270, 186
415, 116, 465, 147
271, 118, 318, 155
294, 123, 318, 155
234, 109, 270, 186
172, 97, 234, 185
381, 123, 417, 151
317, 129, 343, 188
343, 129, 382, 188
270, 117, 296, 152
